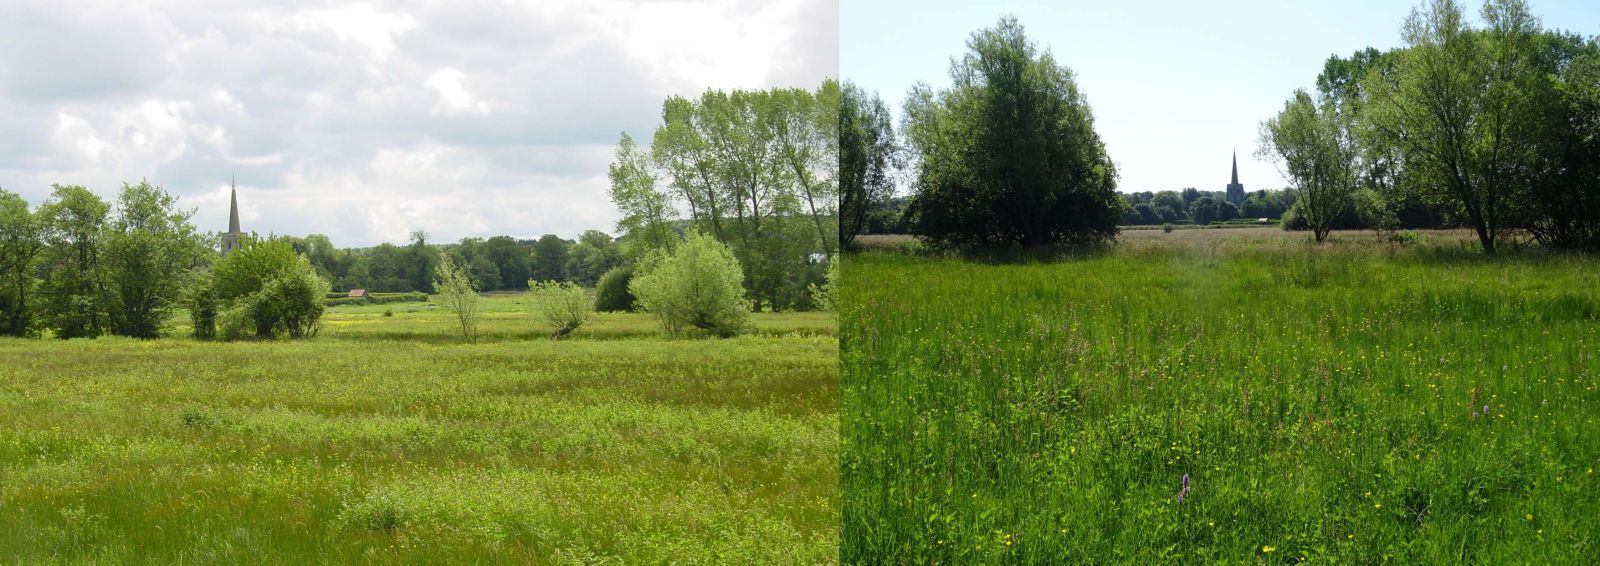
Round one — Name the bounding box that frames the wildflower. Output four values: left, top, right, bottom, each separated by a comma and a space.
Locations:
1374, 503, 1382, 509
1526, 514, 1533, 521
1483, 405, 1490, 416
1262, 545, 1276, 553
1178, 473, 1191, 503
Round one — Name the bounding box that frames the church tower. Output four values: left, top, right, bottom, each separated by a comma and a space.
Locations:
221, 175, 242, 257
1225, 150, 1246, 207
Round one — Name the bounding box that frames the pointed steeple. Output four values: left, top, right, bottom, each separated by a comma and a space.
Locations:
227, 173, 238, 233
1231, 150, 1239, 186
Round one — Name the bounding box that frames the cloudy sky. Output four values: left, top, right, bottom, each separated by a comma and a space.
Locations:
0, 0, 838, 247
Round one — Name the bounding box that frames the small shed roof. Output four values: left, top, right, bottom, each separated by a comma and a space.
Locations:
348, 288, 367, 298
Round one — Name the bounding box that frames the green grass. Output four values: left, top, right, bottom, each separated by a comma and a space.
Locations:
0, 295, 838, 563
842, 231, 1600, 563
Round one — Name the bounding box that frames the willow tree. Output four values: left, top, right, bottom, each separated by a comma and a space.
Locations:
1258, 90, 1359, 243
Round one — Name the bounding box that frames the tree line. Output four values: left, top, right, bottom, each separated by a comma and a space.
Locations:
286, 228, 626, 294
1259, 0, 1600, 252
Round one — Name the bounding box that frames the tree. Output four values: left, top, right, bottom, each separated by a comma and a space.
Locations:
101, 180, 208, 338
530, 234, 570, 283
1363, 0, 1545, 254
528, 280, 590, 340
770, 81, 840, 254
840, 81, 898, 248
407, 230, 438, 292
0, 188, 42, 336
608, 132, 678, 259
37, 184, 110, 339
564, 230, 622, 287
903, 17, 1122, 248
630, 231, 750, 337
1258, 90, 1359, 243
1187, 196, 1224, 226
212, 238, 329, 339
483, 236, 532, 289
594, 264, 637, 312
807, 257, 839, 313
434, 253, 482, 342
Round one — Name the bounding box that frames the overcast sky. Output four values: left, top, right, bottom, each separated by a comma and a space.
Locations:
0, 0, 838, 247
844, 0, 1600, 196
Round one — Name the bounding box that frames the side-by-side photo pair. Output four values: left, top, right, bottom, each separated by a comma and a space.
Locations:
1, 0, 1597, 563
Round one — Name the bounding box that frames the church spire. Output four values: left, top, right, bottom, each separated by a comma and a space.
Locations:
1231, 149, 1239, 186
227, 173, 238, 233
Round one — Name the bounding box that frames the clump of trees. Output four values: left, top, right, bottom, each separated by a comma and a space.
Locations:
630, 232, 751, 337
593, 265, 636, 312
606, 82, 837, 312
209, 238, 329, 340
901, 17, 1122, 248
1262, 0, 1600, 253
0, 182, 209, 339
529, 280, 590, 340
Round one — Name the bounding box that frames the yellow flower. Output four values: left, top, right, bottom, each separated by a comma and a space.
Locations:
1262, 545, 1276, 553
1374, 503, 1382, 509
1526, 514, 1533, 521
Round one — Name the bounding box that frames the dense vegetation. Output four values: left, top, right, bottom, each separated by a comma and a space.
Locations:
607, 82, 839, 312
843, 229, 1600, 562
0, 295, 838, 562
899, 18, 1121, 248
1258, 0, 1600, 252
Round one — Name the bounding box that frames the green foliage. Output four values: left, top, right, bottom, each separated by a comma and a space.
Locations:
593, 264, 637, 313
564, 230, 623, 287
1258, 89, 1359, 243
101, 180, 208, 339
807, 257, 838, 313
903, 17, 1121, 248
608, 132, 678, 259
844, 233, 1600, 563
840, 82, 898, 248
530, 234, 571, 283
433, 253, 482, 342
184, 270, 217, 340
37, 184, 110, 339
0, 187, 42, 336
212, 238, 330, 339
528, 280, 591, 339
631, 232, 751, 337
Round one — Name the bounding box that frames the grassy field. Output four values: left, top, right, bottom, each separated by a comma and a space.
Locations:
842, 230, 1600, 562
0, 295, 838, 563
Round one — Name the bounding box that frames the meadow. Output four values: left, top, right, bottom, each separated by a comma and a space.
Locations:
0, 294, 838, 564
842, 229, 1600, 563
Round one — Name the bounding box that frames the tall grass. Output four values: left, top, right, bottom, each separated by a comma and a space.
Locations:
842, 232, 1600, 562
0, 296, 838, 563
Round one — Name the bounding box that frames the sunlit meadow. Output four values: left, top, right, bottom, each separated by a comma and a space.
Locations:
842, 229, 1600, 563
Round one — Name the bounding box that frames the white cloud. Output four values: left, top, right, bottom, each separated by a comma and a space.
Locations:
0, 0, 836, 246
424, 67, 491, 116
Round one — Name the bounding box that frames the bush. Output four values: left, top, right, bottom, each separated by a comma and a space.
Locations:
528, 280, 590, 340
1162, 223, 1174, 234
594, 265, 636, 312
630, 232, 751, 337
807, 258, 838, 313
185, 271, 217, 340
212, 239, 331, 339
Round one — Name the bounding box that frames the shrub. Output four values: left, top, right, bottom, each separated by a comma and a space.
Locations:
630, 232, 750, 337
212, 239, 330, 339
593, 265, 636, 312
1162, 223, 1174, 234
528, 280, 590, 340
807, 258, 838, 313
185, 271, 217, 340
